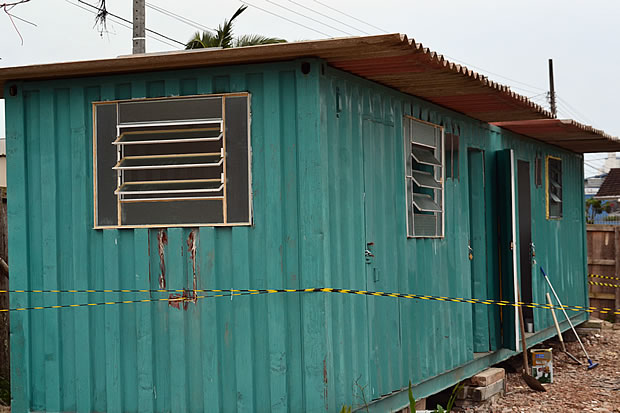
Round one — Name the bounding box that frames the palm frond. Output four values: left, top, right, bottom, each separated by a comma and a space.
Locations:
234, 34, 287, 47
186, 31, 220, 49
184, 5, 288, 50
215, 5, 247, 48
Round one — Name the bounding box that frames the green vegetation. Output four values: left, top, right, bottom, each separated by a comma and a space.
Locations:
585, 198, 613, 224
185, 6, 286, 49
340, 380, 463, 412
0, 376, 9, 406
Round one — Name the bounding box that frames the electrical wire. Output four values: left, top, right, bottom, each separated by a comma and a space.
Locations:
556, 95, 594, 125
555, 100, 589, 124
265, 0, 349, 36
442, 54, 547, 95
241, 0, 331, 37
65, 0, 180, 49
288, 0, 370, 35
312, 0, 388, 33
265, 0, 351, 36
146, 2, 215, 33
584, 161, 608, 175
76, 0, 185, 47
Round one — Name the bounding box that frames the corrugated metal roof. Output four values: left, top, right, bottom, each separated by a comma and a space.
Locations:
491, 119, 620, 153
1, 33, 617, 152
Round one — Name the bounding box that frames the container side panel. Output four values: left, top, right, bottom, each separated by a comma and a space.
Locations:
5, 60, 588, 412
319, 66, 588, 406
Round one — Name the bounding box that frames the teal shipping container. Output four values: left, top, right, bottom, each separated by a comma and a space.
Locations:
1, 34, 618, 412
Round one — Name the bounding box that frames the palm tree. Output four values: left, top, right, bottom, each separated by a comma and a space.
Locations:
186, 5, 286, 49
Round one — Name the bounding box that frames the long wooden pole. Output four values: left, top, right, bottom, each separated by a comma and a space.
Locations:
548, 59, 557, 118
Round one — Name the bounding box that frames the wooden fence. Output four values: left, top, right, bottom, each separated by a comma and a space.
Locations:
586, 224, 620, 322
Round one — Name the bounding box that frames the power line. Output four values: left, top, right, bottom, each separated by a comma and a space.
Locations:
555, 100, 589, 125
65, 0, 180, 49
288, 0, 370, 35
146, 2, 215, 33
241, 0, 331, 37
442, 55, 547, 95
556, 95, 594, 125
265, 0, 350, 36
584, 161, 608, 175
76, 0, 185, 47
312, 0, 388, 33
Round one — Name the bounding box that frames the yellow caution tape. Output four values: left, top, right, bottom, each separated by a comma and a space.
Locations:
1, 288, 619, 315
589, 273, 620, 282
589, 280, 620, 289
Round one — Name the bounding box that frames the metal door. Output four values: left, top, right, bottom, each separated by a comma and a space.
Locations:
496, 149, 520, 351
468, 149, 490, 352
362, 117, 401, 398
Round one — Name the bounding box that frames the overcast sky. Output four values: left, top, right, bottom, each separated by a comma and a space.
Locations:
1, 0, 618, 176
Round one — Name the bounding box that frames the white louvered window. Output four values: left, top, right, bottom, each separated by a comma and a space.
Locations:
404, 116, 444, 238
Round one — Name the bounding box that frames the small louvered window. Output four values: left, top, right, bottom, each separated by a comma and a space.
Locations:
94, 94, 252, 228
546, 156, 562, 219
404, 116, 444, 237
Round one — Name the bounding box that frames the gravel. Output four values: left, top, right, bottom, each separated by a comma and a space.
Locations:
458, 320, 620, 413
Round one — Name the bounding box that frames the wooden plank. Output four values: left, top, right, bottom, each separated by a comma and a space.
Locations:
589, 292, 616, 301
587, 224, 616, 232
587, 258, 616, 266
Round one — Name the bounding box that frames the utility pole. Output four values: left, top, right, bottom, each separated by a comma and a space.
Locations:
548, 59, 557, 118
133, 0, 145, 54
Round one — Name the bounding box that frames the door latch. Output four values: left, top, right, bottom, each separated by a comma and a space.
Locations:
468, 242, 473, 261
365, 242, 375, 264
530, 242, 536, 265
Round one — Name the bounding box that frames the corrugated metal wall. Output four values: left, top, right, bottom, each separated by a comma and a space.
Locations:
5, 60, 335, 413
4, 58, 588, 412
318, 66, 588, 406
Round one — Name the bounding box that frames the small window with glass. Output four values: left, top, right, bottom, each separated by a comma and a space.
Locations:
546, 156, 562, 219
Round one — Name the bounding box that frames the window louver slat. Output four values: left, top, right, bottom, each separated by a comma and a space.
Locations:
412, 193, 442, 213
411, 146, 441, 166
411, 170, 441, 189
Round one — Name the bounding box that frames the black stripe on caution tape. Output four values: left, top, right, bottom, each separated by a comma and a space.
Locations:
2, 287, 619, 315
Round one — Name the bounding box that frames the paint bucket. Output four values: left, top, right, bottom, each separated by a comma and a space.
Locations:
531, 348, 553, 383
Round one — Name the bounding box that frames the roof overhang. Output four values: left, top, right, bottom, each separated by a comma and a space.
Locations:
0, 34, 550, 122
1, 33, 617, 153
491, 119, 620, 153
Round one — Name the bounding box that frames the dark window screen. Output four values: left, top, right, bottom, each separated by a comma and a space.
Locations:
94, 94, 251, 227
95, 104, 119, 226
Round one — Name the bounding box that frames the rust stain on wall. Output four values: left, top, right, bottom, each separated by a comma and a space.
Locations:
157, 229, 167, 289
168, 291, 190, 310
187, 229, 198, 303
323, 356, 328, 410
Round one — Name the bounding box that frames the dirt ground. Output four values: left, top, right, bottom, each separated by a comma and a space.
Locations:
459, 320, 620, 413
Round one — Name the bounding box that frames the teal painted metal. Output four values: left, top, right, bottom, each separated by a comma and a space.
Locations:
4, 58, 589, 412
467, 149, 489, 353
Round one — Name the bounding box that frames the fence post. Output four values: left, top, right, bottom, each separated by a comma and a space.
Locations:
614, 227, 620, 323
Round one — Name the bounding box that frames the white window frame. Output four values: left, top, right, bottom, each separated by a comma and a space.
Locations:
404, 115, 445, 238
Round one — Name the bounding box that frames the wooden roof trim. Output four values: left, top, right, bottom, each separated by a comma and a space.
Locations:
0, 34, 549, 118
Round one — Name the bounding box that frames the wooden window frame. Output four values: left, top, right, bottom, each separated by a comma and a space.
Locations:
93, 92, 252, 229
